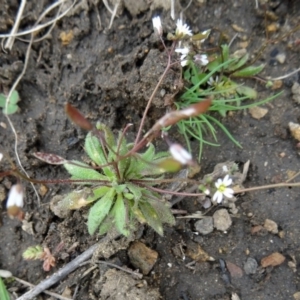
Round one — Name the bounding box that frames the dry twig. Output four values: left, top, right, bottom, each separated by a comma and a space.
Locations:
14, 277, 71, 300
4, 0, 27, 49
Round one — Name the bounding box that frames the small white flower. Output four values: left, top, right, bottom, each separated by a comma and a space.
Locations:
175, 47, 190, 67
212, 175, 234, 203
204, 189, 210, 195
7, 184, 24, 208
169, 143, 193, 165
207, 75, 219, 86
175, 47, 189, 56
175, 19, 193, 37
152, 16, 162, 36
194, 54, 209, 66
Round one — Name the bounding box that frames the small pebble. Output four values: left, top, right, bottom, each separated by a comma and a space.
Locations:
195, 217, 214, 235
226, 261, 243, 278
244, 257, 258, 275
213, 209, 232, 231
261, 252, 285, 268
292, 82, 300, 104
284, 72, 299, 88
289, 122, 300, 141
275, 53, 286, 64
263, 218, 278, 234
0, 185, 6, 202
279, 152, 286, 158
128, 241, 158, 275
293, 292, 300, 300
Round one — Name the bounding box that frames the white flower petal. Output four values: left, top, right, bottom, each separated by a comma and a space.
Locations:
169, 144, 192, 165
194, 54, 209, 66
223, 174, 232, 186
176, 19, 193, 37
215, 178, 223, 188
175, 47, 189, 55
213, 190, 223, 203
223, 188, 234, 198
181, 59, 189, 66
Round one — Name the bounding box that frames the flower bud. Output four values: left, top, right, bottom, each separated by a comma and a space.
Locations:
169, 143, 193, 165
6, 184, 24, 220
152, 16, 162, 36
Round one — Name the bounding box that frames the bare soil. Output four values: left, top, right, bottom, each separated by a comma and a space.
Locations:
1, 1, 300, 299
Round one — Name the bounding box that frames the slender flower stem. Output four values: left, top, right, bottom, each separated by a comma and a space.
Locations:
235, 182, 300, 194
134, 47, 173, 146
139, 183, 204, 197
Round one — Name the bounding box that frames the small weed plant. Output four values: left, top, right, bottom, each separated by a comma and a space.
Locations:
0, 15, 292, 240
174, 42, 281, 160
36, 121, 177, 236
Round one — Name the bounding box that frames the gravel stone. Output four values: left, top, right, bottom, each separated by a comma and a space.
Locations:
292, 82, 300, 104
244, 257, 258, 275
213, 209, 232, 231
264, 218, 278, 234
195, 217, 214, 235
275, 53, 286, 64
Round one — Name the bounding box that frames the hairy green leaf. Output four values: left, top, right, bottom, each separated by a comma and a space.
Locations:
221, 44, 229, 62
95, 122, 115, 149
111, 193, 129, 236
99, 211, 114, 235
88, 188, 115, 235
227, 53, 249, 71
64, 160, 107, 182
147, 198, 175, 226
126, 183, 142, 202
139, 201, 164, 236
85, 132, 106, 166
236, 86, 257, 99
115, 132, 131, 180
232, 64, 264, 77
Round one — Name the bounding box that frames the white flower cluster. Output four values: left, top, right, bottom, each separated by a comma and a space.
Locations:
175, 18, 193, 37
152, 16, 209, 68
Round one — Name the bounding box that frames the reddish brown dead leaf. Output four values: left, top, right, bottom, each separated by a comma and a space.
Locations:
33, 152, 68, 165
146, 98, 211, 138
65, 103, 93, 131
261, 252, 285, 268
